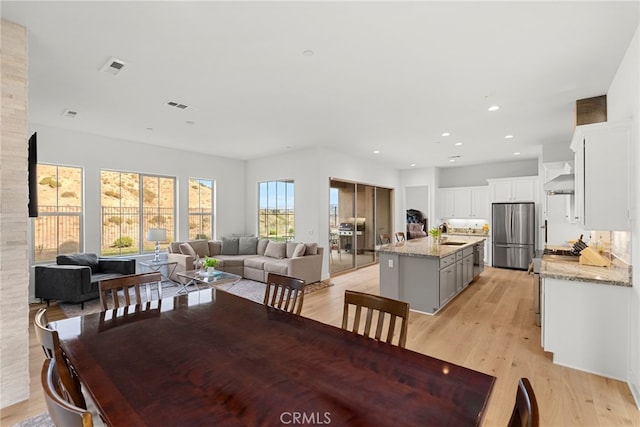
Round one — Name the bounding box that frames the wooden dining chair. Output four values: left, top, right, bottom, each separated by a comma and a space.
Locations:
42, 359, 93, 427
395, 232, 406, 242
341, 290, 410, 348
34, 308, 87, 409
263, 273, 307, 315
99, 272, 162, 311
378, 233, 392, 244
508, 378, 539, 427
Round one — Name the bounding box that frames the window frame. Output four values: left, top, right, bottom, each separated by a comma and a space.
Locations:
100, 169, 176, 256
258, 179, 295, 242
188, 177, 215, 241
32, 163, 84, 264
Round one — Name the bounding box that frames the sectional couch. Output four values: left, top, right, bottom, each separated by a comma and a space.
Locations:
167, 237, 324, 285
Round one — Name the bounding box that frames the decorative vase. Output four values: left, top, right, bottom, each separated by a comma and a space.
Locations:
206, 266, 215, 274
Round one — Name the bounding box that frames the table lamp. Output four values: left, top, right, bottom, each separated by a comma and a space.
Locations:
147, 228, 167, 263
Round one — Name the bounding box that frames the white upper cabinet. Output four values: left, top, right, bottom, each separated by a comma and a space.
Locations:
487, 176, 538, 203
437, 186, 489, 219
570, 120, 631, 231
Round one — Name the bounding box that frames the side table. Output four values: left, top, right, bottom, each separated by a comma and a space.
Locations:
139, 260, 178, 285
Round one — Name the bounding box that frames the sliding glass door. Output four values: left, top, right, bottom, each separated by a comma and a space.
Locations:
329, 179, 393, 276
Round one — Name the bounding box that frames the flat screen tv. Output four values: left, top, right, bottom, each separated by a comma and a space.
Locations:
28, 132, 38, 218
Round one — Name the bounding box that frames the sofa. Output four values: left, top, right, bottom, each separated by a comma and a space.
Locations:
167, 237, 324, 285
35, 253, 137, 308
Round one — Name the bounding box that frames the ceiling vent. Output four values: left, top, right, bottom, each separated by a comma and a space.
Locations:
63, 109, 77, 118
166, 101, 190, 110
100, 57, 126, 75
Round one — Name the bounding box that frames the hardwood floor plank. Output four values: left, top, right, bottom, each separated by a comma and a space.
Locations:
2, 264, 639, 427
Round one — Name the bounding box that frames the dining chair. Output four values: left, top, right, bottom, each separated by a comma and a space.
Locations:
263, 273, 307, 315
42, 359, 93, 427
341, 290, 410, 348
34, 308, 87, 409
378, 233, 392, 244
99, 272, 163, 311
508, 378, 539, 427
395, 232, 406, 242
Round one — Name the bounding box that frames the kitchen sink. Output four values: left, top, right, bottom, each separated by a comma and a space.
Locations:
440, 241, 466, 246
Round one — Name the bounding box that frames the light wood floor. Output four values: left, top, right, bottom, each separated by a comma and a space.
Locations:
2, 265, 639, 426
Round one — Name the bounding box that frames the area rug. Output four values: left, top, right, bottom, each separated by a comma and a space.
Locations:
12, 412, 54, 427
58, 279, 333, 318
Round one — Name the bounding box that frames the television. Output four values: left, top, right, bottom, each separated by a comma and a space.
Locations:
28, 132, 38, 217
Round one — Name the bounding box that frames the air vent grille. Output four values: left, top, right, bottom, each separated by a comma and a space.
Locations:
100, 57, 127, 75
166, 101, 189, 110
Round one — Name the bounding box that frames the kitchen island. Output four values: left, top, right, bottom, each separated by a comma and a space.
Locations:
377, 236, 486, 314
540, 255, 632, 380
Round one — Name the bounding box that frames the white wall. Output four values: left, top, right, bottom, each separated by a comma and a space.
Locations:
607, 25, 639, 408
438, 159, 539, 188
29, 124, 247, 297
246, 147, 400, 280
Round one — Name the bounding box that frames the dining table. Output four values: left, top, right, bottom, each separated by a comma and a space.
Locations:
53, 288, 495, 426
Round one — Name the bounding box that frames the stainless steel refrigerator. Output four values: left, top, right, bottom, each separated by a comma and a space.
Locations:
492, 202, 535, 270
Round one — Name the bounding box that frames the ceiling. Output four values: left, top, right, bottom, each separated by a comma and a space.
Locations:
2, 1, 638, 169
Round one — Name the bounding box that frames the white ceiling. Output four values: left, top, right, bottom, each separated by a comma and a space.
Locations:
2, 1, 638, 169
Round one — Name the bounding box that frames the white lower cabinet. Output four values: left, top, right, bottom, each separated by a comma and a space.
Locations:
542, 277, 629, 380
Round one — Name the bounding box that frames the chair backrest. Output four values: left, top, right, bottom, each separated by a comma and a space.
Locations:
379, 233, 392, 244
395, 232, 406, 242
508, 378, 539, 427
341, 290, 410, 348
263, 273, 307, 315
99, 272, 162, 311
34, 309, 87, 409
42, 359, 93, 427
34, 308, 54, 359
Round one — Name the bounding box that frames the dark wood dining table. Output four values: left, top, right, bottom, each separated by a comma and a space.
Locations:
54, 288, 495, 426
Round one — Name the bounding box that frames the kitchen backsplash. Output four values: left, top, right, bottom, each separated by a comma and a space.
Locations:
589, 230, 631, 265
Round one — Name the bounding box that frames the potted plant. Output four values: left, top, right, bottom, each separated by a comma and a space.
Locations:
428, 227, 441, 244
203, 256, 218, 274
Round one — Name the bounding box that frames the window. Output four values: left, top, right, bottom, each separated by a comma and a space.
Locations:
33, 164, 83, 263
101, 171, 175, 256
188, 178, 214, 240
258, 180, 294, 241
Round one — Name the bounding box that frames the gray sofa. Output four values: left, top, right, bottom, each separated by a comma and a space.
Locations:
167, 237, 324, 285
35, 253, 136, 309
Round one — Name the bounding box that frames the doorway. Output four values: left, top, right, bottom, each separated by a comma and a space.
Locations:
329, 179, 393, 276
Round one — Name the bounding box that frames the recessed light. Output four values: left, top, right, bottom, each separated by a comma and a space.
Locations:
449, 159, 456, 163
410, 163, 416, 167
488, 105, 500, 112
63, 109, 77, 118
146, 127, 153, 131
373, 150, 380, 154
186, 120, 195, 125
303, 50, 314, 56
442, 132, 450, 137
505, 135, 514, 139
455, 142, 463, 146
513, 152, 521, 156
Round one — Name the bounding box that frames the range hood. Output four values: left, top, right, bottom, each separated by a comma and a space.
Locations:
544, 173, 575, 195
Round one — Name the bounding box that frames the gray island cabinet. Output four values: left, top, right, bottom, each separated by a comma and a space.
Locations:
378, 236, 486, 314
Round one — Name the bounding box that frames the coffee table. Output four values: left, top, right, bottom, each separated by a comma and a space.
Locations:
176, 269, 241, 294
139, 260, 178, 284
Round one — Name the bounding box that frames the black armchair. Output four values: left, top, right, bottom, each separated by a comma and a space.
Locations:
35, 253, 136, 309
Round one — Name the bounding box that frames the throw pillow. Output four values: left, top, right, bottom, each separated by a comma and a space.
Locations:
221, 237, 240, 255
208, 241, 222, 256
257, 239, 270, 255
305, 243, 318, 255
264, 241, 286, 259
57, 253, 100, 274
238, 236, 259, 255
190, 240, 210, 258
179, 243, 197, 259
286, 241, 298, 258
292, 243, 306, 258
